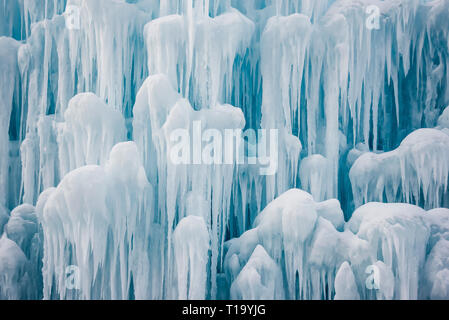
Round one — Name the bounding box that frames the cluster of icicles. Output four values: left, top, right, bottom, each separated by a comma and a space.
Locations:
0, 0, 449, 300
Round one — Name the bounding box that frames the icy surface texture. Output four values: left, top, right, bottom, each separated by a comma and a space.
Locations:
173, 216, 210, 300
226, 191, 449, 300
350, 128, 449, 209
11, 0, 151, 205
0, 37, 20, 209
437, 106, 449, 130
259, 0, 449, 209
334, 261, 360, 300
225, 189, 358, 300
0, 0, 449, 300
0, 203, 42, 299
230, 245, 285, 300
38, 142, 153, 299
0, 0, 67, 40
133, 73, 245, 298
0, 236, 35, 299
144, 7, 254, 109
57, 93, 127, 177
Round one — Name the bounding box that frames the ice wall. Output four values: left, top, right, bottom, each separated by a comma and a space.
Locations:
1, 0, 449, 301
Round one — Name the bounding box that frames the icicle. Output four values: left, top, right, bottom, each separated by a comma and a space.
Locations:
173, 216, 210, 300
0, 37, 20, 208
347, 203, 429, 299
145, 8, 254, 109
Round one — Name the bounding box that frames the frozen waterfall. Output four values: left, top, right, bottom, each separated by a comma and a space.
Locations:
0, 0, 449, 300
